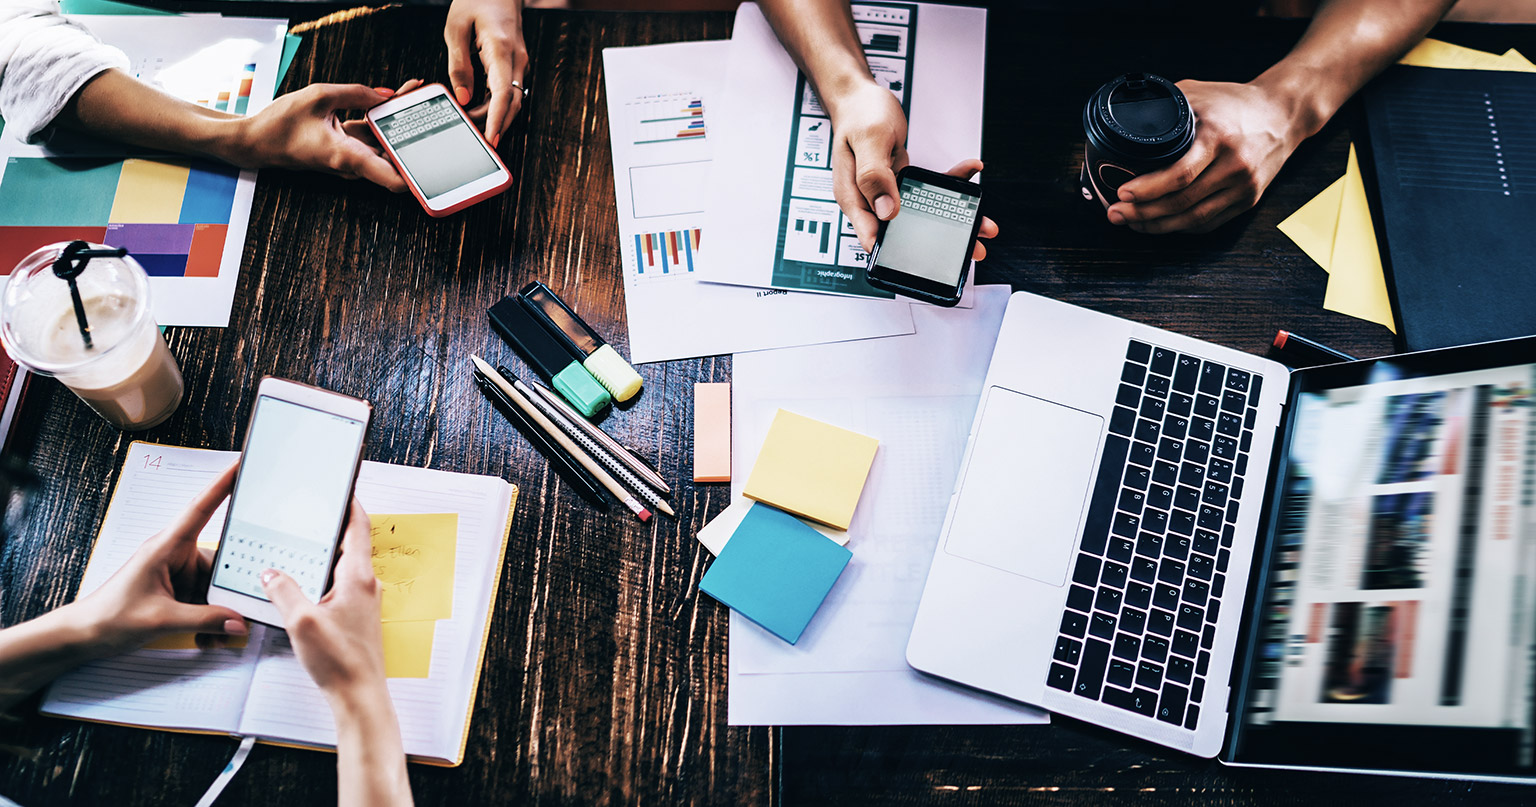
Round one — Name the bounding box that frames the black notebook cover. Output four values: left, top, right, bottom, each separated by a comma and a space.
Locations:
1361, 65, 1536, 352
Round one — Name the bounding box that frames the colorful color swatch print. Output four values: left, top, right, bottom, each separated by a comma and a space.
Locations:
0, 156, 239, 277
634, 228, 701, 274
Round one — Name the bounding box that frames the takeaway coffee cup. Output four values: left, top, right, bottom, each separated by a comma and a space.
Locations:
1, 242, 184, 430
1081, 72, 1196, 207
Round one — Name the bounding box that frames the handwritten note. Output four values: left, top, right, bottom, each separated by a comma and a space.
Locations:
371, 513, 457, 623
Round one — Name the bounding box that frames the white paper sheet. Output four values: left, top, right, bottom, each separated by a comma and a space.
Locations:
0, 15, 284, 327
699, 2, 986, 304
727, 285, 1048, 725
601, 41, 916, 365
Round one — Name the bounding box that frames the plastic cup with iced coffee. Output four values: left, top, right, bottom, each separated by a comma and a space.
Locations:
1, 242, 185, 431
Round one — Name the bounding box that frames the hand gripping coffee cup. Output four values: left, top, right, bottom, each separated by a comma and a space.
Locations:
1, 242, 185, 430
1081, 72, 1195, 208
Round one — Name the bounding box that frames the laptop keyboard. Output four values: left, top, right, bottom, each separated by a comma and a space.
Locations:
1045, 339, 1262, 731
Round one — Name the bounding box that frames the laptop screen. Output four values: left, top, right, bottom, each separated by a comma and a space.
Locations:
1229, 338, 1536, 780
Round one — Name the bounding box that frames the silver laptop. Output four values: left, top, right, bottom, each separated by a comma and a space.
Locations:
908, 291, 1536, 782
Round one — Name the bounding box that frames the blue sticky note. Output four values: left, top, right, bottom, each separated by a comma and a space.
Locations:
699, 503, 851, 644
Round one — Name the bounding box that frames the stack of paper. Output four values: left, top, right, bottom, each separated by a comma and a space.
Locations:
1277, 38, 1535, 333
600, 1, 987, 364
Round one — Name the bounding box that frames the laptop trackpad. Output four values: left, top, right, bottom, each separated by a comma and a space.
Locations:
944, 386, 1104, 587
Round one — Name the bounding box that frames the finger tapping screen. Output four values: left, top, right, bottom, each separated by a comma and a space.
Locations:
213, 397, 366, 602
1236, 357, 1536, 773
376, 95, 499, 199
878, 177, 979, 285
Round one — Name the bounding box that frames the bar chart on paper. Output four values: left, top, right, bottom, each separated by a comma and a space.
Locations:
0, 156, 240, 278
633, 228, 701, 275
627, 93, 707, 145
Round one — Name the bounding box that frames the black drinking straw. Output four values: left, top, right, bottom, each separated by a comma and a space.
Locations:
51, 241, 126, 351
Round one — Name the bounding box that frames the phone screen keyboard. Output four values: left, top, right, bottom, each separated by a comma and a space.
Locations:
902, 185, 978, 222
216, 529, 329, 602
1044, 339, 1263, 731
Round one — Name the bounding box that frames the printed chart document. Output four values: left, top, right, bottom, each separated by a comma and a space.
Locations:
727, 285, 1047, 725
0, 15, 284, 327
602, 40, 915, 364
700, 2, 985, 301
41, 443, 518, 766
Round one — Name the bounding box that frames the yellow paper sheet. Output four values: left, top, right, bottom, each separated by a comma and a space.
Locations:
371, 513, 457, 623
1398, 38, 1536, 73
382, 620, 435, 678
742, 409, 879, 530
1322, 145, 1396, 333
1276, 175, 1345, 274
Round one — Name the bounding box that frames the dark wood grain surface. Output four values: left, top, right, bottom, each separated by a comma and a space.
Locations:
0, 3, 1531, 805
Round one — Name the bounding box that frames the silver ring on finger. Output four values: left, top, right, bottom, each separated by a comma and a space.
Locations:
510, 80, 529, 98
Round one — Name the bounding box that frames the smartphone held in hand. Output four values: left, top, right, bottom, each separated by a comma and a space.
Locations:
865, 166, 983, 307
366, 82, 513, 217
206, 377, 372, 628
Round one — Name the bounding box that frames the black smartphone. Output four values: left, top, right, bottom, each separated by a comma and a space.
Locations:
865, 166, 983, 307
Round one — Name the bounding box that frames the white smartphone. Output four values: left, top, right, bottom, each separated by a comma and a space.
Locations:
206, 377, 372, 628
365, 82, 514, 217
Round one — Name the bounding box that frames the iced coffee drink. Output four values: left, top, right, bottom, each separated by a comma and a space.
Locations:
2, 243, 184, 430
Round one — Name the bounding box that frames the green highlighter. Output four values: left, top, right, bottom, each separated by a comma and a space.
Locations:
488, 296, 611, 417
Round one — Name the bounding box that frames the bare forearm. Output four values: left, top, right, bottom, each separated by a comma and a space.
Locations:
329, 685, 413, 807
1255, 0, 1456, 138
0, 605, 102, 712
756, 0, 874, 113
56, 69, 253, 167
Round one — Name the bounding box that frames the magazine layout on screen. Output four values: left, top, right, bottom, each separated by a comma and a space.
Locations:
1243, 362, 1536, 737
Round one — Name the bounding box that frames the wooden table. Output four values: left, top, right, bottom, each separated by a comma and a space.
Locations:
2, 3, 1533, 804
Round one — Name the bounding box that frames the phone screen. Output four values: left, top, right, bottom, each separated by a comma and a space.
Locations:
211, 396, 367, 603
875, 176, 981, 285
375, 94, 500, 199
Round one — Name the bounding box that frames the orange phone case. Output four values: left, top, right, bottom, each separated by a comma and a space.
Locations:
367, 83, 514, 217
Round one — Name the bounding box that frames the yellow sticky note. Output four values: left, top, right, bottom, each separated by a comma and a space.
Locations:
1398, 38, 1536, 73
382, 620, 435, 678
743, 410, 878, 530
110, 158, 191, 223
1322, 145, 1396, 333
1277, 175, 1345, 274
146, 539, 248, 651
371, 513, 457, 623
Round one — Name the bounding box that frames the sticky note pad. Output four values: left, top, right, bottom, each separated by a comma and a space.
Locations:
371, 513, 457, 622
693, 382, 731, 482
699, 503, 851, 644
743, 409, 878, 530
696, 495, 849, 557
382, 621, 435, 678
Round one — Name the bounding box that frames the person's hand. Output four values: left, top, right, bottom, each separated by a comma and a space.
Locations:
67, 463, 247, 657
445, 0, 528, 148
227, 81, 423, 193
261, 499, 385, 700
1106, 79, 1307, 234
825, 81, 997, 261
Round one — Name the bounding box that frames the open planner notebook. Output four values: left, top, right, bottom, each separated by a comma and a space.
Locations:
40, 442, 518, 767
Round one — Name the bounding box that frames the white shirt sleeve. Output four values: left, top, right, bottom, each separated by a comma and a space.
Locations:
0, 0, 129, 143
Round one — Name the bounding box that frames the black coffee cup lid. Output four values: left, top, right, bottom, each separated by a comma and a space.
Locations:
1086, 72, 1193, 161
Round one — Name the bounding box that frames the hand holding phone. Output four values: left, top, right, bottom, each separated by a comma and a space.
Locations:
207, 378, 372, 628
365, 82, 513, 216
865, 165, 984, 307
